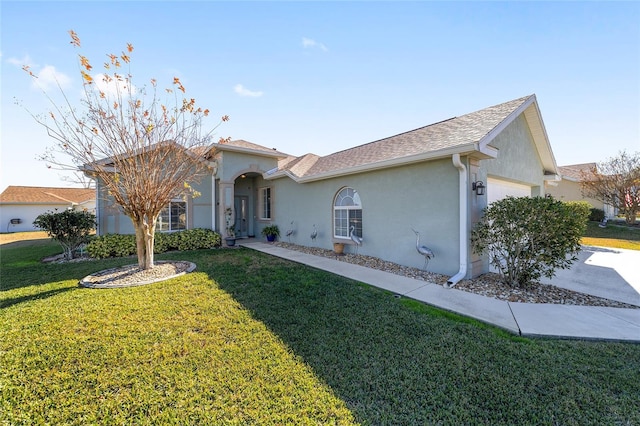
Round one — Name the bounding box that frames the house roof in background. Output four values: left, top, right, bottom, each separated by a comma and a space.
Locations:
557, 163, 597, 182
270, 94, 557, 182
0, 186, 95, 205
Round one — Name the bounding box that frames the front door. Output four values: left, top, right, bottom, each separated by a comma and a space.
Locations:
234, 196, 249, 238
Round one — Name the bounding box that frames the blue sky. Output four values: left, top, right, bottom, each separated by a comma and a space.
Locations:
1, 1, 639, 190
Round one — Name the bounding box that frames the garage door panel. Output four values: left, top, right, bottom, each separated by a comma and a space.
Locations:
487, 178, 531, 204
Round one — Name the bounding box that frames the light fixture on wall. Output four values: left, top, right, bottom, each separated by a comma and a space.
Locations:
472, 181, 485, 196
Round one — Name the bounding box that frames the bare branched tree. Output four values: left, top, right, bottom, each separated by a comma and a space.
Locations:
22, 30, 229, 269
580, 150, 640, 225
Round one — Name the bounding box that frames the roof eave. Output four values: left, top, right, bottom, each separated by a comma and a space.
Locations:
0, 201, 77, 206
268, 144, 495, 183
209, 143, 288, 159
560, 175, 581, 183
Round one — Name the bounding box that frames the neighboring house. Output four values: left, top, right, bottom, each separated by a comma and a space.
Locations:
546, 163, 616, 218
91, 94, 559, 282
0, 186, 96, 233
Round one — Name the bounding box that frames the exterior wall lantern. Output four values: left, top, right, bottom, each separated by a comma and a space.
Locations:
472, 181, 485, 196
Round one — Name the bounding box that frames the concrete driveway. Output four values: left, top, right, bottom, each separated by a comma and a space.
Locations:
541, 245, 640, 306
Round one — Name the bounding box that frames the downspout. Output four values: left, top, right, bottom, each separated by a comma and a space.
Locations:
446, 153, 467, 288
95, 180, 101, 236
211, 174, 216, 232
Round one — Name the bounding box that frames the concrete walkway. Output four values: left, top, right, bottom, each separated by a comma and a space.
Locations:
240, 241, 640, 343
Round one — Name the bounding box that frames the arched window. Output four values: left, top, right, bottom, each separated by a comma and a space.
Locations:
333, 187, 362, 239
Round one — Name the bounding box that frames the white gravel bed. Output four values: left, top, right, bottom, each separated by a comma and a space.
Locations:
79, 261, 195, 289
275, 242, 639, 309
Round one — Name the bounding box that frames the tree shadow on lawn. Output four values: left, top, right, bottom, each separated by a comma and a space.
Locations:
203, 249, 640, 425
0, 255, 133, 292
0, 286, 77, 309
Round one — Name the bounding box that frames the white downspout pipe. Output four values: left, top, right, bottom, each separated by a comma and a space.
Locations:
211, 174, 217, 232
446, 153, 467, 288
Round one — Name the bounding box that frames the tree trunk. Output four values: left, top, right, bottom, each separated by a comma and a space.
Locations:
145, 221, 155, 269
133, 218, 156, 270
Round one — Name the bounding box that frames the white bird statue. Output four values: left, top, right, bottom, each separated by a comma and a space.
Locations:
310, 224, 317, 245
349, 225, 363, 254
412, 228, 434, 270
285, 221, 294, 243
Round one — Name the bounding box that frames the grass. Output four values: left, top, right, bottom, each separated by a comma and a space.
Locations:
2, 235, 640, 424
581, 220, 640, 250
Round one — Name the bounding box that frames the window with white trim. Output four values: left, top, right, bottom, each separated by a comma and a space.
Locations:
259, 187, 272, 220
157, 200, 187, 231
333, 187, 362, 239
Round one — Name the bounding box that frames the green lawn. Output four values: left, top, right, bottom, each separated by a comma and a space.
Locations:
581, 220, 640, 250
2, 239, 640, 424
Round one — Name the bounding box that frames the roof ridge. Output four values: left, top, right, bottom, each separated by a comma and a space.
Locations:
42, 191, 76, 204
327, 117, 458, 157
275, 95, 538, 181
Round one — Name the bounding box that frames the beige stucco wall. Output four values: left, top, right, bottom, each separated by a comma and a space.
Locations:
546, 179, 604, 210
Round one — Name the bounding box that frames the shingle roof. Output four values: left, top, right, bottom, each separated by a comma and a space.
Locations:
0, 186, 95, 204
557, 163, 597, 181
213, 139, 288, 158
277, 95, 532, 179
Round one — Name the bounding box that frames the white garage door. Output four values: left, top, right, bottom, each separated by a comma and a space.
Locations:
487, 178, 531, 204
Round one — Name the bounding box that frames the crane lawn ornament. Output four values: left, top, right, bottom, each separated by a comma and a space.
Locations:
349, 225, 363, 254
285, 221, 295, 242
310, 224, 318, 245
411, 228, 434, 270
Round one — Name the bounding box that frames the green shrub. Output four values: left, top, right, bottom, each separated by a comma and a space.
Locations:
589, 207, 606, 222
471, 196, 589, 288
33, 209, 96, 260
563, 201, 592, 221
87, 228, 221, 259
86, 233, 136, 259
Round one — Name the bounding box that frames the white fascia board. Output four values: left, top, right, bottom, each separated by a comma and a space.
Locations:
209, 143, 288, 159
262, 169, 294, 180
81, 164, 117, 173
524, 101, 558, 175
544, 174, 562, 182
559, 175, 580, 183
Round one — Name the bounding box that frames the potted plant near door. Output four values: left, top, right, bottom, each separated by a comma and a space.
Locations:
224, 207, 236, 247
261, 225, 280, 242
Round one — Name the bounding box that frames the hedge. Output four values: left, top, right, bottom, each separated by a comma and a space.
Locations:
87, 228, 222, 259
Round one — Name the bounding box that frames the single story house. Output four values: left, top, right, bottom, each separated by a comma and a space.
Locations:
0, 186, 96, 233
546, 163, 616, 218
92, 94, 559, 283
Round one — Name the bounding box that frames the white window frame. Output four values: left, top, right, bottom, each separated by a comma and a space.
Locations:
333, 187, 362, 239
157, 199, 187, 232
258, 187, 272, 220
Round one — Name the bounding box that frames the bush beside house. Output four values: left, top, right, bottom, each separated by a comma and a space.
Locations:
87, 228, 221, 259
471, 197, 590, 288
